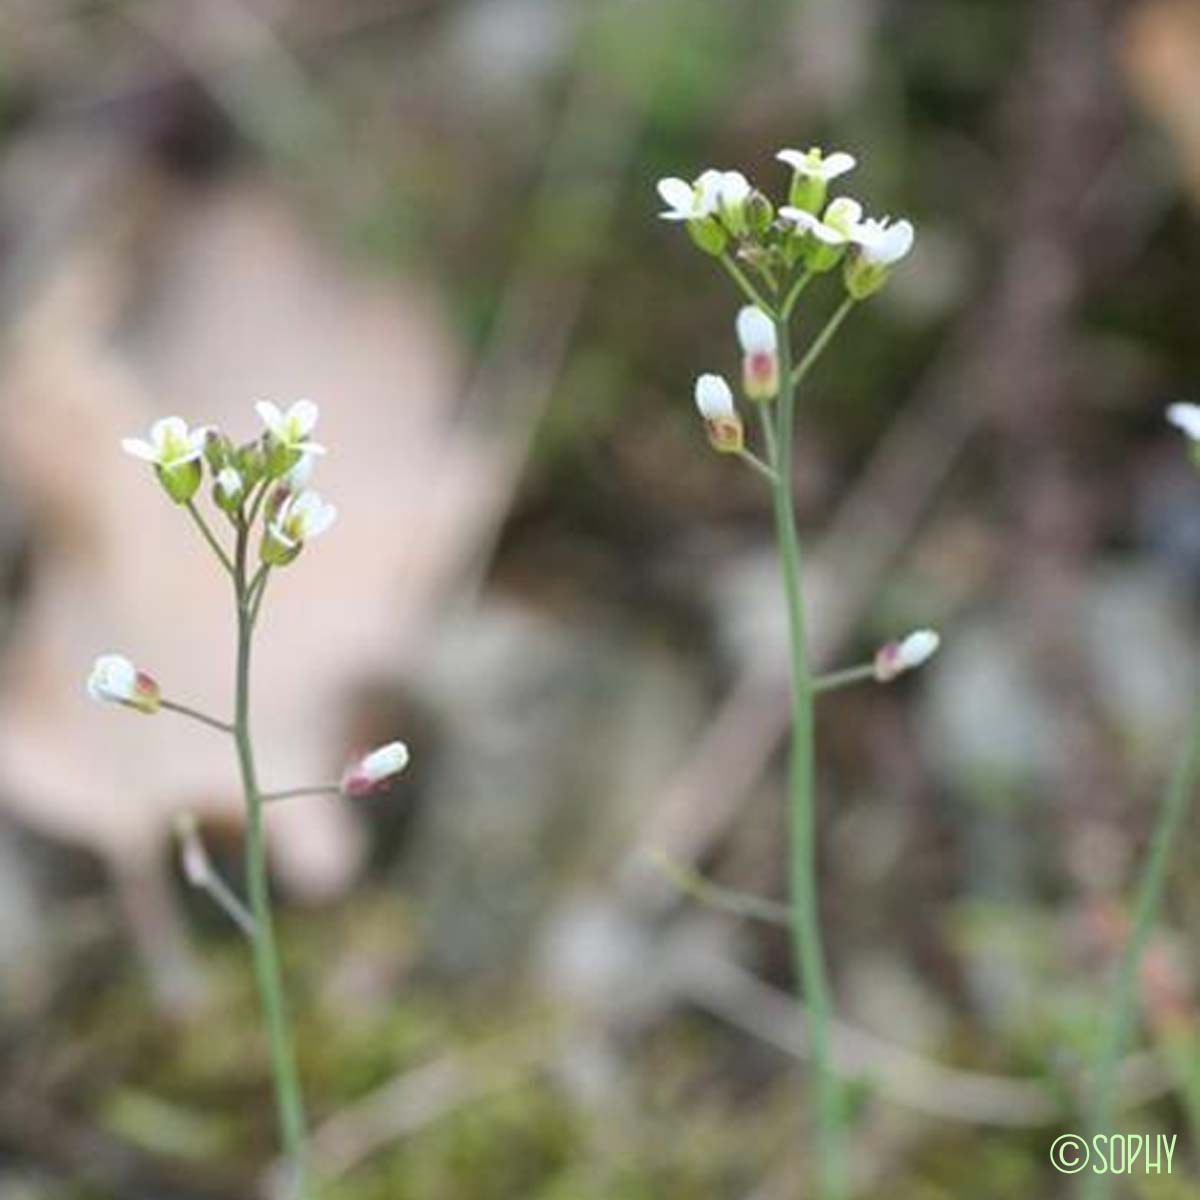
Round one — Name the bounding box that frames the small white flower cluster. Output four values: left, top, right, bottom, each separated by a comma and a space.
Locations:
122, 400, 337, 565
657, 146, 914, 298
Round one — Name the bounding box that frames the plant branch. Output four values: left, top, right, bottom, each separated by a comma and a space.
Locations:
790, 297, 856, 388
720, 252, 775, 315
185, 499, 235, 575
1084, 692, 1200, 1200
813, 664, 877, 695
262, 785, 342, 804
159, 698, 234, 734
737, 448, 779, 484
652, 850, 792, 927
177, 817, 257, 937
781, 270, 814, 320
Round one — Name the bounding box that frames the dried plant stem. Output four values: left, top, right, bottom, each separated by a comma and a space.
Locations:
1083, 694, 1200, 1200
232, 517, 314, 1200
766, 302, 854, 1200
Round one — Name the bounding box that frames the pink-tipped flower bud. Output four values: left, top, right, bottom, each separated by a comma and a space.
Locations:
735, 306, 779, 401
86, 653, 161, 714
694, 373, 744, 454
873, 629, 940, 682
340, 740, 411, 797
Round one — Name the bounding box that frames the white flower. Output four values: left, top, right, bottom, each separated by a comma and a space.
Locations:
341, 740, 411, 797
735, 306, 777, 355
850, 216, 915, 266
121, 416, 208, 468
657, 169, 749, 223
1166, 403, 1200, 442
780, 197, 863, 245
268, 489, 338, 550
874, 629, 941, 682
86, 653, 160, 714
285, 450, 317, 491
694, 373, 736, 420
776, 148, 856, 182
215, 467, 243, 502
255, 400, 326, 455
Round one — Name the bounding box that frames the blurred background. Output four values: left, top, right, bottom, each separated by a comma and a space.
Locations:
1, 0, 1199, 1196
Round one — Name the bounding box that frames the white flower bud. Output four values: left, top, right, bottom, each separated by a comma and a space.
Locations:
694, 374, 743, 454
874, 629, 941, 682
1166, 403, 1200, 442
86, 653, 161, 714
341, 741, 411, 796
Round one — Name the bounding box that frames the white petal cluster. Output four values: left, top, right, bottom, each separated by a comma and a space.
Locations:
694, 373, 736, 420
269, 490, 338, 550
256, 400, 326, 455
776, 148, 857, 182
657, 169, 749, 222
780, 197, 863, 246
735, 306, 777, 355
851, 216, 916, 266
121, 417, 208, 468
1167, 403, 1200, 442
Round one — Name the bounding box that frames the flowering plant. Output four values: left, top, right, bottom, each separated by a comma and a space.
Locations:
657, 146, 933, 1199
90, 399, 409, 1199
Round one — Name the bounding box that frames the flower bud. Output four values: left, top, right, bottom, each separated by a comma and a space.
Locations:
874, 629, 940, 682
694, 374, 743, 454
745, 190, 774, 236
341, 741, 410, 797
213, 466, 244, 513
86, 653, 161, 714
735, 306, 779, 402
204, 430, 234, 473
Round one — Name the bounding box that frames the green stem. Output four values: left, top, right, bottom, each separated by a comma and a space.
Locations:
813, 663, 877, 695
262, 785, 342, 804
720, 252, 775, 315
1083, 693, 1200, 1200
232, 525, 314, 1200
791, 297, 856, 388
737, 448, 779, 484
652, 851, 792, 928
186, 499, 235, 576
159, 698, 234, 734
781, 270, 814, 320
769, 312, 846, 1200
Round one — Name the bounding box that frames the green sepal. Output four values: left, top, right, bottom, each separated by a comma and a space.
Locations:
787, 174, 827, 216
156, 459, 202, 504
260, 530, 301, 567
686, 216, 727, 257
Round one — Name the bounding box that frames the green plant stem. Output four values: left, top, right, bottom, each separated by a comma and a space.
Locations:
792, 298, 856, 388
262, 785, 342, 804
1083, 693, 1200, 1200
652, 850, 792, 928
781, 270, 814, 320
186, 500, 235, 575
232, 525, 314, 1200
813, 663, 877, 695
159, 698, 234, 734
768, 310, 846, 1200
737, 448, 779, 484
720, 252, 775, 314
